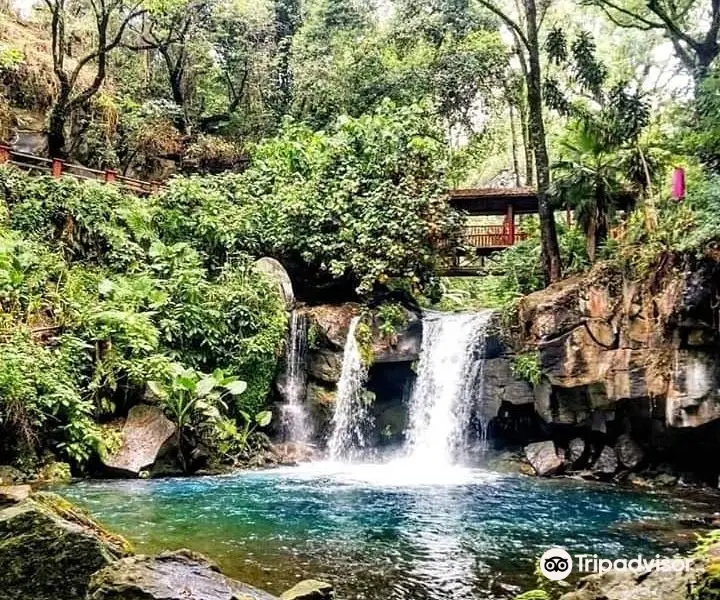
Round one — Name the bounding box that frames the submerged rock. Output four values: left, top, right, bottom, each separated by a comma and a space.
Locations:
0, 494, 130, 600
102, 404, 176, 477
525, 441, 563, 476
88, 549, 279, 600
281, 579, 334, 600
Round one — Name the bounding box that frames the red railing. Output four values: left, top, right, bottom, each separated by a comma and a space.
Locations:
462, 224, 528, 248
0, 144, 165, 196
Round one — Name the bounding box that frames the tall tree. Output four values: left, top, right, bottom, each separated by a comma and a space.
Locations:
585, 0, 720, 87
476, 0, 563, 283
44, 0, 144, 157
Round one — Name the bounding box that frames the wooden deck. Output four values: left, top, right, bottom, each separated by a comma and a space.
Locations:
0, 144, 165, 195
439, 187, 538, 276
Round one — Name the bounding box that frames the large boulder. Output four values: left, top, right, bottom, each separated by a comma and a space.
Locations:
0, 485, 31, 506
281, 579, 334, 600
102, 404, 176, 477
0, 493, 130, 600
524, 441, 563, 476
308, 349, 343, 384
559, 558, 702, 600
615, 434, 644, 469
591, 446, 618, 477
87, 549, 278, 600
254, 257, 295, 309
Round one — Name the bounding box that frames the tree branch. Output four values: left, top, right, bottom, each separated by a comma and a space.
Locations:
476, 0, 530, 51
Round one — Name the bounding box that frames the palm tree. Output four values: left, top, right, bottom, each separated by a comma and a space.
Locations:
550, 119, 628, 261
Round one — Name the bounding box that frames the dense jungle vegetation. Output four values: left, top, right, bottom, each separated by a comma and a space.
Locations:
0, 0, 718, 474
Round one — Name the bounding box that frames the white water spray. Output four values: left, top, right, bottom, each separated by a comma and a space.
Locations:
404, 311, 493, 468
280, 311, 312, 443
327, 317, 371, 460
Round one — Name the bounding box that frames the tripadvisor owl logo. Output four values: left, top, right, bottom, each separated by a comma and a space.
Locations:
540, 547, 573, 580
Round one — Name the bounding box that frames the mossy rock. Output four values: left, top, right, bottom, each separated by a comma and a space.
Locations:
88, 549, 278, 600
0, 493, 131, 600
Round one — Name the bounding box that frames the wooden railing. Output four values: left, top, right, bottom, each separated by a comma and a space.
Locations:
462, 224, 528, 249
0, 144, 166, 196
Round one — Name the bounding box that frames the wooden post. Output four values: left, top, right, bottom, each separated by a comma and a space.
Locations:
51, 158, 64, 178
0, 144, 10, 164
506, 203, 515, 245
566, 206, 572, 226
104, 169, 117, 184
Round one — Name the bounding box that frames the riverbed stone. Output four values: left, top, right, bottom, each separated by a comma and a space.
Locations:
87, 549, 279, 600
0, 494, 130, 600
591, 446, 618, 477
102, 404, 176, 477
281, 579, 334, 600
525, 441, 563, 476
615, 434, 644, 469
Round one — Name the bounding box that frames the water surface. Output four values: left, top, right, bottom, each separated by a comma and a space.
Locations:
58, 462, 692, 599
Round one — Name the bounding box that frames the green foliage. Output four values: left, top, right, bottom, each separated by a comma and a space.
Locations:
148, 364, 271, 470
0, 46, 24, 71
375, 302, 408, 340
355, 320, 374, 367
431, 221, 589, 315
511, 352, 542, 385
0, 330, 102, 466
514, 592, 551, 600
156, 101, 459, 296
0, 166, 288, 472
614, 174, 720, 275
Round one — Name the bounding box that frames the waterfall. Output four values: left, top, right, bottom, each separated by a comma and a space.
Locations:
280, 311, 311, 443
404, 311, 493, 468
327, 317, 371, 461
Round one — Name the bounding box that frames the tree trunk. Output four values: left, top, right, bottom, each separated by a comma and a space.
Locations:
509, 102, 521, 187
523, 0, 561, 284
47, 104, 67, 158
519, 97, 534, 186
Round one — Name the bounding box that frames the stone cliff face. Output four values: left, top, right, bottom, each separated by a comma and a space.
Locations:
515, 257, 720, 482
276, 303, 423, 444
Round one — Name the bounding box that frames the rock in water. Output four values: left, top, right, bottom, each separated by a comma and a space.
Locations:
0, 494, 129, 600
615, 434, 644, 469
102, 404, 176, 477
88, 550, 279, 600
281, 579, 335, 600
592, 446, 618, 477
525, 441, 563, 476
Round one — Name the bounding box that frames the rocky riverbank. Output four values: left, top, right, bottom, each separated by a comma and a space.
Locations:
0, 487, 334, 600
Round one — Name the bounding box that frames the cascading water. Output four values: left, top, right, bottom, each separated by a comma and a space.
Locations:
327, 317, 371, 460
404, 310, 493, 468
280, 311, 312, 443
